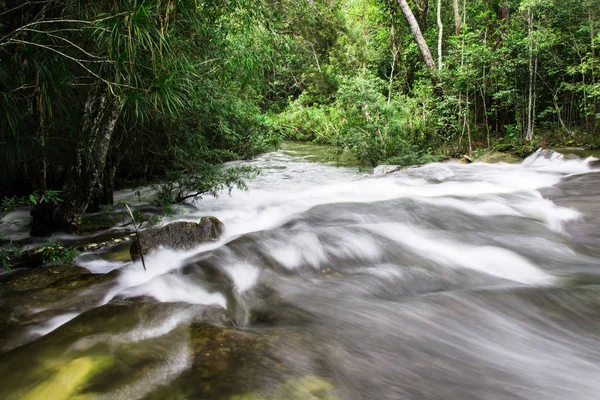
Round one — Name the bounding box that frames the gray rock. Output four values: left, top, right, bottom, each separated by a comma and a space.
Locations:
475, 151, 521, 164
373, 165, 402, 175
130, 216, 224, 261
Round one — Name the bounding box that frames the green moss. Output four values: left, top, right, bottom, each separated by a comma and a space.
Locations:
20, 356, 113, 400
2, 264, 91, 291
230, 376, 338, 400
80, 214, 118, 234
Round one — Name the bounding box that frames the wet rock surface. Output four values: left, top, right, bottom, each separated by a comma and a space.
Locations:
130, 216, 224, 261
0, 265, 121, 354
2, 145, 600, 399
0, 263, 91, 291
474, 151, 522, 164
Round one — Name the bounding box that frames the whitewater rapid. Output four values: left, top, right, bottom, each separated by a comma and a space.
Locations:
3, 143, 600, 400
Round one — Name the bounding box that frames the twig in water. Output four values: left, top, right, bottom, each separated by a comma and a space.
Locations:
125, 204, 147, 271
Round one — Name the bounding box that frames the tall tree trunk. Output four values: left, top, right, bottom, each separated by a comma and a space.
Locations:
32, 70, 48, 194
526, 9, 534, 141
453, 0, 461, 34
466, 92, 472, 155
437, 0, 443, 70
388, 20, 399, 104
396, 0, 437, 71
31, 86, 120, 236
589, 2, 597, 133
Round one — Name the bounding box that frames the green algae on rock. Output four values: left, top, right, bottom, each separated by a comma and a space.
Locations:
0, 264, 91, 291
230, 376, 338, 400
20, 356, 113, 400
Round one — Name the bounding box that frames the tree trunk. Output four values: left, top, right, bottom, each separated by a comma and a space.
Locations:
388, 13, 399, 104
31, 86, 120, 236
437, 0, 443, 70
526, 9, 534, 141
453, 0, 461, 34
497, 1, 509, 47
396, 0, 437, 71
102, 164, 117, 205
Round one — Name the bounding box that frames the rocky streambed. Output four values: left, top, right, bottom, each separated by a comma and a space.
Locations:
1, 144, 600, 399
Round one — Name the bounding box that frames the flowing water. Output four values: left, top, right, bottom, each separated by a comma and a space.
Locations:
2, 142, 600, 399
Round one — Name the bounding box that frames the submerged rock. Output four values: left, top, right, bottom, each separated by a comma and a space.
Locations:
0, 265, 121, 354
130, 216, 224, 261
20, 356, 112, 400
231, 376, 338, 400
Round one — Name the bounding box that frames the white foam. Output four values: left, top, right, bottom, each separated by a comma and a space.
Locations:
101, 248, 227, 307
71, 310, 194, 351
269, 231, 327, 270
369, 223, 554, 285
29, 312, 80, 337
420, 193, 581, 232
225, 262, 260, 293
181, 154, 591, 241
115, 274, 226, 307
79, 259, 127, 274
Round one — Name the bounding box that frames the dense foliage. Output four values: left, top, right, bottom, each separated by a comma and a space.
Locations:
0, 0, 599, 235
272, 0, 599, 164
0, 0, 279, 234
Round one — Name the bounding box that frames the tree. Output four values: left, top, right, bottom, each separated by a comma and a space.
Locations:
1, 0, 274, 235
395, 0, 437, 71
453, 0, 461, 34
437, 0, 443, 70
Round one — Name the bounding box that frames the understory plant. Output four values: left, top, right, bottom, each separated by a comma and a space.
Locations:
41, 241, 80, 265
151, 163, 258, 206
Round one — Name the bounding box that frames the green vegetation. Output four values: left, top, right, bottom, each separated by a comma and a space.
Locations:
1, 191, 62, 214
1, 0, 599, 237
40, 241, 81, 265
272, 0, 599, 165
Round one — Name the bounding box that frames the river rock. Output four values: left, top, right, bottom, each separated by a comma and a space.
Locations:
373, 165, 402, 175
6, 233, 135, 270
0, 264, 121, 354
475, 151, 521, 164
130, 216, 224, 261
0, 263, 91, 291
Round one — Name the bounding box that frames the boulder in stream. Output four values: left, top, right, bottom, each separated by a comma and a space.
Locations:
130, 216, 224, 261
475, 151, 521, 164
372, 165, 402, 175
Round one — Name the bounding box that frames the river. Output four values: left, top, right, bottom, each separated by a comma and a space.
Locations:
1, 142, 600, 399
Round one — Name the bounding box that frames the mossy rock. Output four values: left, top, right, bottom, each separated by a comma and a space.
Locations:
231, 376, 338, 400
130, 216, 224, 261
146, 323, 291, 400
18, 356, 113, 400
0, 264, 91, 291
79, 213, 118, 234
0, 266, 121, 354
475, 151, 522, 164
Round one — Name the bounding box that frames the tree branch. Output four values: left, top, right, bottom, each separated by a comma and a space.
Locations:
20, 28, 109, 61
0, 1, 51, 17
3, 39, 120, 93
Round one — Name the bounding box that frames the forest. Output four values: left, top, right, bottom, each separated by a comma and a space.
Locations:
1, 0, 599, 236
2, 2, 600, 398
